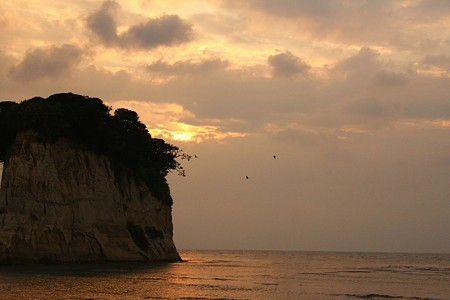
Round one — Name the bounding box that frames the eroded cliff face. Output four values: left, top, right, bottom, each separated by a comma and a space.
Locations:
0, 131, 181, 263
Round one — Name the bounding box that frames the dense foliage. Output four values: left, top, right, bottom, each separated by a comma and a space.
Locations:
0, 93, 189, 205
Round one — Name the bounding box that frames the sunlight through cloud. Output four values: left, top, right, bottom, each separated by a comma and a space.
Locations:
108, 100, 246, 143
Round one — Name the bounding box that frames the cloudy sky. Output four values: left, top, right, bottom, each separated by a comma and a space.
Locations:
1, 0, 449, 253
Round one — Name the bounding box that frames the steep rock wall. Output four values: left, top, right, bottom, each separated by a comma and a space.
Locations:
0, 131, 181, 263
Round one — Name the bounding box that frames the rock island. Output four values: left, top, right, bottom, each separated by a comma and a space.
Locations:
0, 93, 183, 263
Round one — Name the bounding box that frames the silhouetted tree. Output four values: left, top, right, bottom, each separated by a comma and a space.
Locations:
0, 101, 19, 160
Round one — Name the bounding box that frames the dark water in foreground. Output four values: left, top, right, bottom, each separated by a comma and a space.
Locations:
0, 250, 449, 299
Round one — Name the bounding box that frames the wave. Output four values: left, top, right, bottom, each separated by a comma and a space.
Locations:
298, 265, 450, 277
343, 293, 445, 300
177, 298, 240, 300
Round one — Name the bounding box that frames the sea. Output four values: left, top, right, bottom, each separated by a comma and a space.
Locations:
0, 250, 448, 300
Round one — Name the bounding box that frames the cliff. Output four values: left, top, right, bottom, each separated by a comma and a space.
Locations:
0, 131, 181, 263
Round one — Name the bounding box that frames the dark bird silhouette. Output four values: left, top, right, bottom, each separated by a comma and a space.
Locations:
273, 155, 277, 159
246, 176, 249, 179
194, 155, 198, 158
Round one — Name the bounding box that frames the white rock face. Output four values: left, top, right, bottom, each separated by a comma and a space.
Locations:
0, 131, 181, 263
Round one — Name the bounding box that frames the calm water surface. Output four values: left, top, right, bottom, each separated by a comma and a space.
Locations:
0, 250, 448, 299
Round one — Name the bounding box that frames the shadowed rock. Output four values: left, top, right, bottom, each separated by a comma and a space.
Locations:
0, 131, 181, 263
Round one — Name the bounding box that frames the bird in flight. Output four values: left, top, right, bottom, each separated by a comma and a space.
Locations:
246, 176, 249, 179
273, 155, 277, 159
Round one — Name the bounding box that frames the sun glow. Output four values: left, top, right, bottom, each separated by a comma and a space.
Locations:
109, 100, 246, 143
150, 122, 246, 143
171, 131, 195, 142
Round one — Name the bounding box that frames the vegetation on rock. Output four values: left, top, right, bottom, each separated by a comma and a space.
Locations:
0, 93, 189, 205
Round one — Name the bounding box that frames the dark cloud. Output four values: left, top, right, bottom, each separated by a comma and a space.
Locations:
244, 0, 394, 23
122, 15, 194, 49
87, 1, 193, 49
373, 70, 409, 87
420, 54, 450, 71
332, 57, 449, 125
343, 96, 399, 121
333, 47, 380, 74
410, 0, 450, 18
9, 44, 83, 81
232, 0, 450, 52
400, 76, 450, 119
147, 58, 229, 76
331, 47, 410, 88
0, 51, 18, 96
246, 0, 342, 19
225, 1, 417, 47
86, 0, 119, 46
268, 51, 310, 78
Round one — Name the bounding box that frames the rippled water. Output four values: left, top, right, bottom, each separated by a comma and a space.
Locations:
0, 250, 449, 299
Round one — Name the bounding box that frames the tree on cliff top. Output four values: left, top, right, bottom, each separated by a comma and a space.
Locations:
0, 93, 189, 205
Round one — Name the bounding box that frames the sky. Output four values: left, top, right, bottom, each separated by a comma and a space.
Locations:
0, 0, 449, 253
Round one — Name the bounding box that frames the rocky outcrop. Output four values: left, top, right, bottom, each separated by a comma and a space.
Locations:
0, 131, 181, 263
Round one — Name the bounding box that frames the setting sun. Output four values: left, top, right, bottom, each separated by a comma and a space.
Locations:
171, 131, 195, 142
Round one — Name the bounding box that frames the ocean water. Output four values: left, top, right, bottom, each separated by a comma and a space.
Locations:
0, 250, 448, 299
